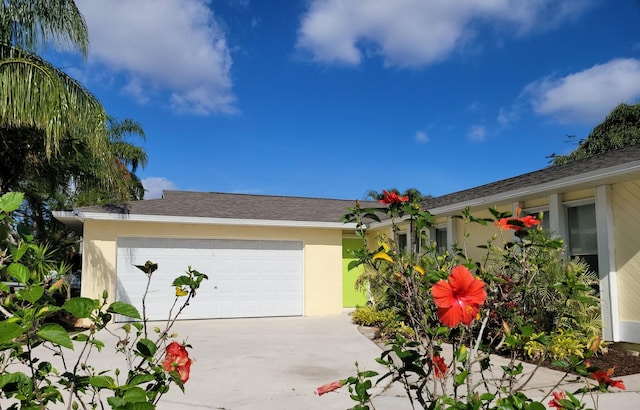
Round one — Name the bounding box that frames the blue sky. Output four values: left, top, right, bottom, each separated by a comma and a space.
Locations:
54, 0, 640, 200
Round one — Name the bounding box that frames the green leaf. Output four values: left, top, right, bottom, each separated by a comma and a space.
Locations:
90, 338, 105, 351
36, 305, 62, 319
107, 396, 126, 408
123, 386, 148, 402
136, 338, 157, 357
479, 393, 495, 401
454, 370, 468, 386
38, 323, 73, 349
128, 374, 156, 386
107, 301, 141, 319
0, 321, 24, 343
89, 375, 116, 389
134, 261, 158, 275
0, 192, 24, 213
63, 297, 99, 318
11, 243, 29, 262
171, 276, 191, 287
16, 285, 44, 303
123, 402, 155, 410
455, 345, 468, 362
72, 333, 89, 342
7, 262, 30, 284
524, 402, 546, 410
519, 326, 534, 337
0, 372, 28, 389
358, 370, 379, 378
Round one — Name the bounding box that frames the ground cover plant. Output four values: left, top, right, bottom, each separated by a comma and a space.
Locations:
0, 192, 207, 409
319, 189, 624, 409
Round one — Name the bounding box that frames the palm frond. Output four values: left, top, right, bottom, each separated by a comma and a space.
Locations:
0, 0, 88, 56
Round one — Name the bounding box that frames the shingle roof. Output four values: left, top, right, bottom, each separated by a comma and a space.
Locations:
72, 144, 640, 223
423, 143, 640, 211
77, 191, 375, 224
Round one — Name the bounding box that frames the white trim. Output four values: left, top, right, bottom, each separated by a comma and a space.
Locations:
446, 217, 454, 254
53, 210, 356, 230
595, 185, 619, 341
522, 205, 549, 214
562, 198, 595, 207
548, 193, 564, 240
427, 161, 640, 215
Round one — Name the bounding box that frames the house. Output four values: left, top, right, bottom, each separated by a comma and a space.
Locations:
54, 144, 640, 342
54, 192, 372, 321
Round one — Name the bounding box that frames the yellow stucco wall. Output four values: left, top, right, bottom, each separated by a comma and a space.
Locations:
81, 219, 344, 316
612, 180, 640, 322
451, 207, 511, 262
523, 197, 548, 209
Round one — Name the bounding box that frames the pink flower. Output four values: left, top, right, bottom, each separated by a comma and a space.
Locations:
315, 380, 345, 395
162, 341, 193, 383
431, 266, 487, 328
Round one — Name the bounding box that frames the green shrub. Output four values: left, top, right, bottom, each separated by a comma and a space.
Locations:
351, 305, 396, 327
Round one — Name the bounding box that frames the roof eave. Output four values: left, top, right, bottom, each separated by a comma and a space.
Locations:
58, 211, 356, 230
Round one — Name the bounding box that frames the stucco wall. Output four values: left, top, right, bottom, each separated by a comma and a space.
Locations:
452, 207, 511, 262
81, 219, 344, 316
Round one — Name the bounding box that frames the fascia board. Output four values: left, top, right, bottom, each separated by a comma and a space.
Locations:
429, 161, 640, 215
62, 211, 356, 230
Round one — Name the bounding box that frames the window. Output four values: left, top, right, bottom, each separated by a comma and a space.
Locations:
397, 233, 408, 251
567, 203, 598, 274
435, 227, 448, 255
534, 210, 550, 231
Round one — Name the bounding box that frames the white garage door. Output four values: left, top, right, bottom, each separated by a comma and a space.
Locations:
116, 238, 304, 321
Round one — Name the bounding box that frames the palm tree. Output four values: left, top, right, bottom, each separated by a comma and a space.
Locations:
0, 1, 149, 252
0, 0, 111, 175
72, 116, 148, 205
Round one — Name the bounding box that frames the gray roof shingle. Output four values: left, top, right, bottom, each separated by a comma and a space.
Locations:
78, 191, 376, 224
73, 144, 640, 223
423, 143, 640, 211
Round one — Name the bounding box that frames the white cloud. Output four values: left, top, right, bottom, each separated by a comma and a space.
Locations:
142, 177, 177, 199
76, 0, 235, 115
468, 125, 487, 142
415, 130, 429, 143
526, 58, 640, 124
296, 0, 591, 67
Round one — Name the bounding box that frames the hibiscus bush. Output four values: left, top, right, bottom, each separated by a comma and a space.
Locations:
319, 189, 623, 409
0, 192, 207, 409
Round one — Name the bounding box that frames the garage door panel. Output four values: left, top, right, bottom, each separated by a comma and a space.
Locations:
116, 238, 303, 321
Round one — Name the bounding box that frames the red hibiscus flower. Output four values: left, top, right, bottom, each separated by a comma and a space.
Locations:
495, 215, 540, 231
520, 215, 541, 228
590, 367, 626, 390
379, 190, 409, 205
162, 341, 193, 383
430, 355, 448, 378
315, 380, 345, 395
548, 391, 567, 408
431, 266, 487, 327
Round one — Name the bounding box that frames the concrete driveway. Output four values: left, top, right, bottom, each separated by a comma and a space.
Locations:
5, 314, 640, 409
158, 314, 406, 409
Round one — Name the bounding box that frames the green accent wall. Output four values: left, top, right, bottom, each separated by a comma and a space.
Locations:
342, 237, 368, 308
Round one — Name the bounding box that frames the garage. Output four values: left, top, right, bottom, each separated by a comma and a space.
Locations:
115, 237, 304, 321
